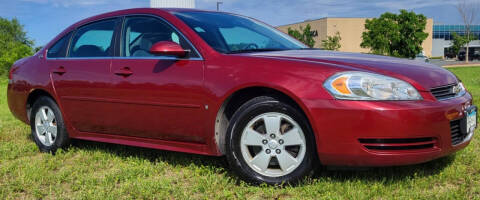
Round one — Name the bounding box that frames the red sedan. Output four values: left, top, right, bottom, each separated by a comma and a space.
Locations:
7, 8, 477, 184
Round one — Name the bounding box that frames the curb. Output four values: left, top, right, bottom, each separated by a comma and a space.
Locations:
442, 64, 480, 68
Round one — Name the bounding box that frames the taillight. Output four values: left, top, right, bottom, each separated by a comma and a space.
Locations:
8, 67, 17, 80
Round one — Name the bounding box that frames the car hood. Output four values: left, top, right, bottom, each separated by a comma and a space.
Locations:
247, 50, 458, 91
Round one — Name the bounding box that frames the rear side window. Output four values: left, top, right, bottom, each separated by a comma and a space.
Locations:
69, 19, 116, 57
47, 32, 72, 58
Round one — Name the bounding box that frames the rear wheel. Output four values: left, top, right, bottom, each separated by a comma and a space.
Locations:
30, 96, 70, 153
226, 96, 316, 184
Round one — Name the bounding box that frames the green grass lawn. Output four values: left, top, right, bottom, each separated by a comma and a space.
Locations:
1, 67, 480, 199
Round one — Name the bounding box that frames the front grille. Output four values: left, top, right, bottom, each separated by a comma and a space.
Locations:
358, 137, 436, 151
431, 84, 457, 100
450, 119, 466, 145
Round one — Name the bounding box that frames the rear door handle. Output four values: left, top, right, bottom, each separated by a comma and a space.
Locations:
52, 66, 66, 75
114, 67, 133, 77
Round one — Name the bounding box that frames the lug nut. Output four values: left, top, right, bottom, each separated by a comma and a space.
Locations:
276, 149, 281, 154
262, 139, 268, 144
279, 139, 284, 144
266, 149, 271, 154
270, 134, 276, 139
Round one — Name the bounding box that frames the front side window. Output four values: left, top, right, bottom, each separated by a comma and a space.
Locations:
173, 11, 307, 53
69, 19, 116, 57
122, 16, 199, 58
47, 32, 72, 58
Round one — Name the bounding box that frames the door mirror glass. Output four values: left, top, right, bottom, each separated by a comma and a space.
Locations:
149, 41, 187, 58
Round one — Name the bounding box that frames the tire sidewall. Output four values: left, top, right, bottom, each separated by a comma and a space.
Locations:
30, 96, 68, 153
226, 97, 316, 185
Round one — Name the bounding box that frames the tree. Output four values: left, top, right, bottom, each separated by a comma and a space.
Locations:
360, 10, 429, 59
287, 24, 316, 48
321, 31, 342, 51
450, 32, 471, 59
457, 0, 479, 63
34, 46, 43, 53
0, 17, 34, 77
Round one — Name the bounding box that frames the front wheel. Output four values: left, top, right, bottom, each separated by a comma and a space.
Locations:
225, 96, 316, 185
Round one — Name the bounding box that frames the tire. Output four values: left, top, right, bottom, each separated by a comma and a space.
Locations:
225, 96, 316, 185
30, 96, 70, 153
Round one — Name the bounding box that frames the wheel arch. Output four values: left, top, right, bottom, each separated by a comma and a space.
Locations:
214, 85, 315, 155
26, 89, 58, 122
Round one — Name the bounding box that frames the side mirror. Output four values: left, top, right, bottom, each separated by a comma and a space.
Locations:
149, 41, 187, 58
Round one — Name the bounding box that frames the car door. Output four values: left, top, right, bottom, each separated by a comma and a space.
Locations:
50, 18, 121, 134
108, 16, 206, 143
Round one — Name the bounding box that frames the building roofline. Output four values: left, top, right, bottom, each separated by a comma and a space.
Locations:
277, 17, 371, 27
278, 17, 433, 27
277, 17, 327, 27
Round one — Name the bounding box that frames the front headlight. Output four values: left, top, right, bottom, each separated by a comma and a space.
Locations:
324, 71, 422, 100
453, 82, 466, 97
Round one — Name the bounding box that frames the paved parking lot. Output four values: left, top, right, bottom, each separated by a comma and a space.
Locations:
429, 59, 480, 67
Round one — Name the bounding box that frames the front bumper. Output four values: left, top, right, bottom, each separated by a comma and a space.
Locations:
305, 92, 475, 167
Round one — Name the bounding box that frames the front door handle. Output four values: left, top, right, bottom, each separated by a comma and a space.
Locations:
52, 66, 66, 75
114, 67, 133, 77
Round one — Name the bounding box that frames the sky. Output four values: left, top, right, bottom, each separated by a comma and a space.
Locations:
0, 0, 477, 47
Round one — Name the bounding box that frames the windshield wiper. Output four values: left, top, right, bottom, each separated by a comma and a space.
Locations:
226, 48, 290, 54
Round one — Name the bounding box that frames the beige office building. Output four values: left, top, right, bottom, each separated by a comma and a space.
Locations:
277, 18, 434, 57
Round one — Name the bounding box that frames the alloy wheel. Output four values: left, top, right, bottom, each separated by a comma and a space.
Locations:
34, 106, 57, 146
240, 112, 306, 177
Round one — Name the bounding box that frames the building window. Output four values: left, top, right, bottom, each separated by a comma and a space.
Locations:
433, 25, 480, 40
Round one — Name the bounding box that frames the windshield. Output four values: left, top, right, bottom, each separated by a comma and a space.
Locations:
173, 11, 307, 53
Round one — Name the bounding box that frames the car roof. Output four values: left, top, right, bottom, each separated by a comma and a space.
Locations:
66, 8, 229, 31
97, 8, 220, 18
45, 8, 234, 50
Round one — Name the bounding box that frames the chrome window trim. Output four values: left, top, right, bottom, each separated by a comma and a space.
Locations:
46, 57, 113, 60
47, 56, 202, 61
114, 56, 203, 60
46, 13, 204, 61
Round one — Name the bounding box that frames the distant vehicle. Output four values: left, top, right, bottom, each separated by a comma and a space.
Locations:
458, 51, 479, 61
413, 53, 429, 62
7, 8, 477, 185
444, 50, 457, 60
